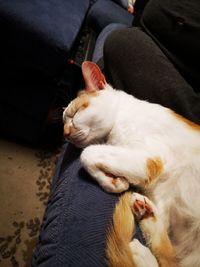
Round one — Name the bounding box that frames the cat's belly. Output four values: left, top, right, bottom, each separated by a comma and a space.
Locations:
169, 205, 200, 267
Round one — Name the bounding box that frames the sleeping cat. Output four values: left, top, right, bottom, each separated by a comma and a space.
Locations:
63, 61, 200, 267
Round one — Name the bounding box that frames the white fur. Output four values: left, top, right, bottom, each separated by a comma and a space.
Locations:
64, 84, 200, 266
129, 239, 159, 267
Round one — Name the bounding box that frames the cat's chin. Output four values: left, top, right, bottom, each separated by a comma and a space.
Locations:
70, 137, 90, 148
67, 128, 91, 148
73, 141, 88, 149
71, 137, 99, 148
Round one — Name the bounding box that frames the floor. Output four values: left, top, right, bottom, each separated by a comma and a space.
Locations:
0, 138, 61, 267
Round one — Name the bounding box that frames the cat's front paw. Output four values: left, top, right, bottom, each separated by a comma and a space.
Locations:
81, 148, 129, 193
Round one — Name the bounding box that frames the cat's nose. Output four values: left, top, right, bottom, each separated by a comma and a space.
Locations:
63, 124, 71, 139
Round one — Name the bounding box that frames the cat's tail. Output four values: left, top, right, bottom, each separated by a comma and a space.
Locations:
106, 192, 137, 267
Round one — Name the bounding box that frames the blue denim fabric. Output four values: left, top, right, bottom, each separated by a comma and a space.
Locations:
32, 144, 145, 267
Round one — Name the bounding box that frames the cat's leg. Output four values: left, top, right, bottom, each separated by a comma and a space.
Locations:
131, 193, 178, 267
81, 145, 135, 193
81, 145, 129, 193
81, 144, 165, 193
129, 239, 159, 267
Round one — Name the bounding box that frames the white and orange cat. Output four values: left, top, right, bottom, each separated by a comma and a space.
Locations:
63, 61, 200, 267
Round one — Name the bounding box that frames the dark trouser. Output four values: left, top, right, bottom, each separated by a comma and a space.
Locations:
104, 27, 200, 124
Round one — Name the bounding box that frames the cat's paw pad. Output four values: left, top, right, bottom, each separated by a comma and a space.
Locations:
111, 177, 129, 192
102, 175, 129, 193
131, 193, 156, 220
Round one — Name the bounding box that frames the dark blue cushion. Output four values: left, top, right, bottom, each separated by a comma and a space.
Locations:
32, 144, 145, 267
0, 0, 90, 76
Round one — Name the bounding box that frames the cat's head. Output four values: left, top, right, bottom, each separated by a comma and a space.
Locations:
63, 61, 116, 148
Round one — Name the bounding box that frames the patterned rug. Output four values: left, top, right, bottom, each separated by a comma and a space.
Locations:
0, 139, 61, 267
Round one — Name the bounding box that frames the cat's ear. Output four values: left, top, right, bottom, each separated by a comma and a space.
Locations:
82, 61, 106, 92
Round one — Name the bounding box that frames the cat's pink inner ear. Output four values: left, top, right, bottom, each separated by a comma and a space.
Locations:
82, 61, 106, 92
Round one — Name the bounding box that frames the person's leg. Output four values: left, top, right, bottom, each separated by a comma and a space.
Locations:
104, 27, 200, 124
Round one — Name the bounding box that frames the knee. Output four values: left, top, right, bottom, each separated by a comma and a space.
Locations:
104, 27, 147, 66
104, 29, 122, 53
104, 27, 155, 60
104, 28, 130, 62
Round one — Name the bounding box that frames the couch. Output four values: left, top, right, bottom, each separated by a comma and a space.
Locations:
0, 0, 132, 145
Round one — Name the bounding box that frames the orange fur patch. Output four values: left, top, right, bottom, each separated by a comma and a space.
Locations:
146, 157, 163, 184
63, 124, 71, 137
77, 90, 99, 97
172, 110, 200, 132
152, 231, 178, 267
106, 192, 136, 267
107, 193, 178, 267
66, 90, 99, 118
63, 122, 79, 138
66, 93, 89, 118
64, 90, 100, 137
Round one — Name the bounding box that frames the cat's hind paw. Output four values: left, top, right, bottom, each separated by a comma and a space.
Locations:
131, 193, 156, 221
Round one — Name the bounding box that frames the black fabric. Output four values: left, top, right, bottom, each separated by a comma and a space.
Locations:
132, 0, 149, 26
141, 0, 200, 92
32, 144, 145, 267
104, 27, 200, 124
135, 0, 149, 11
